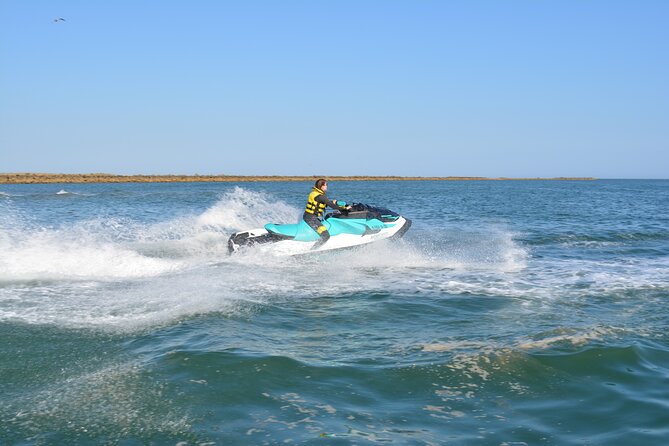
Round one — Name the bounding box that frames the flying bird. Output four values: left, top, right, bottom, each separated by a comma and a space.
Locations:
53, 17, 66, 23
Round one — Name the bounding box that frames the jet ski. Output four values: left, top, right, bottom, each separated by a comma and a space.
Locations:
227, 202, 411, 255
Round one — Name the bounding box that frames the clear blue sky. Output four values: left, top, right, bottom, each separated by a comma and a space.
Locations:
1, 1, 667, 178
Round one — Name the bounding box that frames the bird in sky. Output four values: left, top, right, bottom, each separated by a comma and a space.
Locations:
53, 17, 66, 23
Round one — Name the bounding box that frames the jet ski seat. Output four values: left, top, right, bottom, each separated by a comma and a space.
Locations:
264, 223, 300, 237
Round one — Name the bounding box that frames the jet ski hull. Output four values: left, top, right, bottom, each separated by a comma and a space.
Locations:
228, 203, 411, 255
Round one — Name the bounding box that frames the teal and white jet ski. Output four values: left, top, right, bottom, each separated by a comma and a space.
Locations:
227, 203, 411, 255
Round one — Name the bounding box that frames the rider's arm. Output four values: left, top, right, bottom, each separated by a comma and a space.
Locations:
315, 194, 342, 209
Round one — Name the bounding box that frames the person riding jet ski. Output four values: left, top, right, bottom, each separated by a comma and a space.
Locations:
304, 179, 351, 249
227, 186, 411, 254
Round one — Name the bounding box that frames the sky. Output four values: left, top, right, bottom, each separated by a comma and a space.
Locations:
1, 1, 667, 178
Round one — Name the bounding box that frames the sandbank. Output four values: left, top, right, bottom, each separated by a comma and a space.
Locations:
0, 173, 597, 184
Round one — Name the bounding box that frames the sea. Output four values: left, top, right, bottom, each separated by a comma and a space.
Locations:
1, 179, 668, 445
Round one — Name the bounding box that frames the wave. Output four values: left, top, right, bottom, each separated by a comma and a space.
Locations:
1, 186, 666, 332
2, 190, 97, 198
525, 230, 669, 247
55, 189, 97, 197
0, 186, 528, 330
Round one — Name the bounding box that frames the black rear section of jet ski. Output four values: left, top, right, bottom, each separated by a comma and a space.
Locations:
227, 230, 292, 253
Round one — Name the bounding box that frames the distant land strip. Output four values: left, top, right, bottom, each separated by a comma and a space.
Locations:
0, 173, 597, 184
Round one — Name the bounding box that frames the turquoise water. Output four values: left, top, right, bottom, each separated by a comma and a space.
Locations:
1, 180, 668, 445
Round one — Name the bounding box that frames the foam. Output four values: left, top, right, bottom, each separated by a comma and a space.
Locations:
0, 360, 191, 439
0, 187, 295, 283
0, 225, 183, 282
0, 265, 250, 330
522, 256, 669, 300
0, 188, 303, 329
196, 186, 299, 231
517, 326, 620, 350
422, 341, 489, 353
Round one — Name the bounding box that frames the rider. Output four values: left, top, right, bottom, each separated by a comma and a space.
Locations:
304, 179, 351, 249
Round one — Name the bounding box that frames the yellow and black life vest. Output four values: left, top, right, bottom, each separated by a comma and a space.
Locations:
304, 187, 327, 216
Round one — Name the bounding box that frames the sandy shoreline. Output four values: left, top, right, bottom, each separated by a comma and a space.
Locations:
0, 173, 597, 184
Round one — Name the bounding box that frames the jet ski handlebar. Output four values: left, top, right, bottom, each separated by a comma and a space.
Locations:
324, 202, 400, 222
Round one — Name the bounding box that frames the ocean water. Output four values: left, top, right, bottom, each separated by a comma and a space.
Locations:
1, 180, 668, 445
